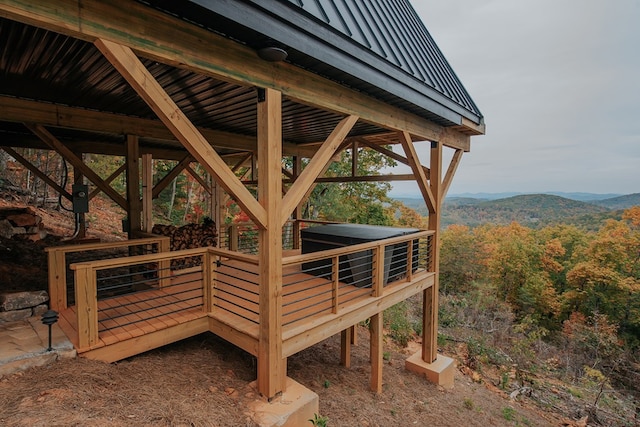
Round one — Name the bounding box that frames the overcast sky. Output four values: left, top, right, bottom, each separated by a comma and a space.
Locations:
390, 0, 639, 196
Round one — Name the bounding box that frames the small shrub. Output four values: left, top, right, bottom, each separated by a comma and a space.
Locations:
323, 379, 331, 389
463, 398, 474, 410
502, 406, 516, 421
309, 413, 329, 427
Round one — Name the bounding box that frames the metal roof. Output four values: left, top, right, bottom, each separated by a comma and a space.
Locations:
0, 0, 483, 161
144, 0, 483, 127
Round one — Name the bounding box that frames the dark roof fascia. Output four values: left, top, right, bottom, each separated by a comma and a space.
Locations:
180, 0, 483, 127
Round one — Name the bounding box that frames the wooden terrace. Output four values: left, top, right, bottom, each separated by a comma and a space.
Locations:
48, 229, 435, 377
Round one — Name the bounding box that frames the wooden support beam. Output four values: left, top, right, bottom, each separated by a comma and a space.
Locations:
25, 124, 129, 210
126, 135, 141, 235
89, 163, 126, 200
94, 38, 268, 229
257, 88, 284, 398
0, 96, 314, 158
1, 146, 72, 201
399, 131, 436, 214
423, 141, 443, 363
151, 155, 192, 199
441, 149, 463, 202
357, 138, 430, 179
142, 154, 153, 232
370, 313, 383, 393
281, 115, 358, 225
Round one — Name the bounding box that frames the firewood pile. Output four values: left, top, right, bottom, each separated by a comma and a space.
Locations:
152, 218, 217, 269
0, 207, 47, 241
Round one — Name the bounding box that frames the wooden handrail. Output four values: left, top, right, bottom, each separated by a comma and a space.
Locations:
282, 230, 433, 266
46, 236, 171, 311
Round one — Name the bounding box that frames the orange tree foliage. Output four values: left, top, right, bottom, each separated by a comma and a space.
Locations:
439, 207, 640, 344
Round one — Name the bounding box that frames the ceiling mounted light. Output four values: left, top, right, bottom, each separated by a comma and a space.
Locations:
257, 45, 288, 62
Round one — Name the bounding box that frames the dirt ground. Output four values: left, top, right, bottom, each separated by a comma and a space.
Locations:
0, 197, 584, 426
0, 327, 566, 427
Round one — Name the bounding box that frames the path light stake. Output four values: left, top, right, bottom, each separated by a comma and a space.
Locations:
41, 310, 59, 351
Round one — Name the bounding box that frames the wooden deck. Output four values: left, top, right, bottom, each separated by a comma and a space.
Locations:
58, 247, 435, 363
58, 270, 209, 361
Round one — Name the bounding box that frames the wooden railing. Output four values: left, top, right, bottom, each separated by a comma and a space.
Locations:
281, 230, 434, 325
45, 236, 170, 311
70, 247, 213, 348
59, 229, 434, 352
220, 219, 340, 253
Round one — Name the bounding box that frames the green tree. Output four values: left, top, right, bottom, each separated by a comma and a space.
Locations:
439, 224, 487, 294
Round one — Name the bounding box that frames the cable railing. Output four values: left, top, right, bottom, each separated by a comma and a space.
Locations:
45, 235, 170, 311
70, 247, 212, 348
281, 230, 434, 326
59, 228, 434, 351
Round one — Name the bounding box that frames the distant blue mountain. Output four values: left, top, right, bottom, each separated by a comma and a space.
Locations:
447, 192, 623, 202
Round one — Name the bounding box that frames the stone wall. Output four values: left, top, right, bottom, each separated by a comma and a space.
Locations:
0, 291, 49, 323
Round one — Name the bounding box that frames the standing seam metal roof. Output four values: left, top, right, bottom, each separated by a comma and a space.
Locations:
149, 0, 483, 128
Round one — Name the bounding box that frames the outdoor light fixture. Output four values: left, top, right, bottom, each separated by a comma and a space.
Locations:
41, 309, 59, 352
257, 44, 288, 62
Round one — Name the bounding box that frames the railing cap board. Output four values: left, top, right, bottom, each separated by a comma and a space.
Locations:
45, 236, 170, 253
283, 230, 433, 266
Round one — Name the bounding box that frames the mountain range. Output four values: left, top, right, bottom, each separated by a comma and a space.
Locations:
395, 192, 640, 229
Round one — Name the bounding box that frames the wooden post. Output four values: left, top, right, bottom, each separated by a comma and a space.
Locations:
47, 248, 67, 311
423, 141, 442, 363
257, 87, 284, 398
158, 236, 171, 289
228, 225, 238, 251
142, 153, 153, 233
202, 250, 213, 313
126, 135, 141, 237
340, 327, 352, 368
373, 245, 385, 297
74, 265, 98, 348
370, 313, 383, 393
332, 256, 339, 314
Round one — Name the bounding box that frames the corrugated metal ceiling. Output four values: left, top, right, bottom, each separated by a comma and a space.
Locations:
0, 17, 384, 156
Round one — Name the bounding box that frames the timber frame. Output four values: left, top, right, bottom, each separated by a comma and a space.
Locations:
0, 0, 484, 400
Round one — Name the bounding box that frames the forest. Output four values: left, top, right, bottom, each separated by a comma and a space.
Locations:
2, 146, 639, 424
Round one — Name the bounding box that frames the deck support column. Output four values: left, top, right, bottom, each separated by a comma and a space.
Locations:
126, 135, 141, 237
340, 327, 352, 368
369, 313, 383, 393
257, 87, 285, 399
424, 141, 442, 363
405, 140, 455, 388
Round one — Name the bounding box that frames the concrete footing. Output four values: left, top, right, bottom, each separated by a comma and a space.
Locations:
405, 352, 455, 389
247, 377, 319, 427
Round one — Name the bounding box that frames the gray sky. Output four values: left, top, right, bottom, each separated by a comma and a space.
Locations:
390, 0, 639, 196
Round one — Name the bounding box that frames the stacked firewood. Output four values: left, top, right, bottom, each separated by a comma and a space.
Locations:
152, 218, 217, 269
